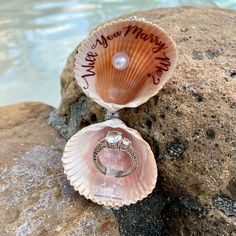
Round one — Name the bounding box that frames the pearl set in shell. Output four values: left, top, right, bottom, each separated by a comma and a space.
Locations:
112, 52, 130, 70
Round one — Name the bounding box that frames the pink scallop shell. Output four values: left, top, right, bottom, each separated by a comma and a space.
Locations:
62, 119, 157, 208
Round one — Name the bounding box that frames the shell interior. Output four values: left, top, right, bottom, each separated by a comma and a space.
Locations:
62, 119, 157, 208
75, 18, 177, 111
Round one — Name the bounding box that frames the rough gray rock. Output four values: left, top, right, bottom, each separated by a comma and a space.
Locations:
0, 102, 119, 236
48, 96, 88, 139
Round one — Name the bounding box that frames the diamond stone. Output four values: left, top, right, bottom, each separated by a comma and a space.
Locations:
122, 138, 131, 146
105, 131, 122, 144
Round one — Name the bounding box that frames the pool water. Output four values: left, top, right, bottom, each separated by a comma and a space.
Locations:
0, 0, 235, 107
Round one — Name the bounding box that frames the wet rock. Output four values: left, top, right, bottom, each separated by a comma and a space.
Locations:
0, 102, 119, 236
53, 7, 236, 235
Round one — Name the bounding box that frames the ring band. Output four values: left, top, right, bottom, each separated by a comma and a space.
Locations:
93, 131, 138, 178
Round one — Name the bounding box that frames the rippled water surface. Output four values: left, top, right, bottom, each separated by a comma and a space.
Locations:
0, 0, 235, 107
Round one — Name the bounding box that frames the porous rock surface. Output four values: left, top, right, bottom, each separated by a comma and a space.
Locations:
50, 7, 236, 235
0, 102, 119, 236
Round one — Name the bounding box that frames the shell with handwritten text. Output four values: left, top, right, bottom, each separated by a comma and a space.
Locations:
75, 18, 177, 112
62, 118, 157, 208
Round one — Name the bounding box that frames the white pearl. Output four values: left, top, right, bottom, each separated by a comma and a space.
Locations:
112, 52, 129, 70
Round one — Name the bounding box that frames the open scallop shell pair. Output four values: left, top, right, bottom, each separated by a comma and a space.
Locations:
63, 17, 177, 208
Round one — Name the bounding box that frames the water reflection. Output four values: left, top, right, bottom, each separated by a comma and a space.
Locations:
0, 0, 234, 106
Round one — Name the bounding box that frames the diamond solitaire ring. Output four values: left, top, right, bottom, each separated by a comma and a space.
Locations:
93, 131, 138, 177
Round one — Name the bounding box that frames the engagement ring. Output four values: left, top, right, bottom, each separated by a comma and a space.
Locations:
93, 131, 138, 177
